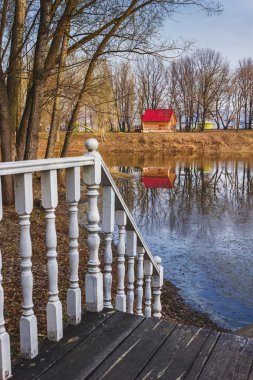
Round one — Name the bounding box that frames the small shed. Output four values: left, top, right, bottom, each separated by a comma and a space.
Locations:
141, 109, 177, 133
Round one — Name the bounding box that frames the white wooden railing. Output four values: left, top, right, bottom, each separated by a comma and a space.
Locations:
0, 138, 163, 379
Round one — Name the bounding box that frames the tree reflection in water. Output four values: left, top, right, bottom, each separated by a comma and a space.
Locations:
108, 156, 253, 331
115, 160, 253, 238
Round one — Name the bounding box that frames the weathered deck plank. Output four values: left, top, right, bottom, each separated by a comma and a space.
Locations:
198, 333, 253, 380
12, 311, 253, 380
136, 324, 212, 380
38, 311, 143, 380
185, 330, 221, 380
13, 311, 114, 380
89, 318, 175, 380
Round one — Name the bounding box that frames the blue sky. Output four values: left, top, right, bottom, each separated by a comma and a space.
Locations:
163, 0, 253, 68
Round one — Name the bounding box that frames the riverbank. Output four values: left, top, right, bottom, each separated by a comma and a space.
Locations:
39, 130, 253, 159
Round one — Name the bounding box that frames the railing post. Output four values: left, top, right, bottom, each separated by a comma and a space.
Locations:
115, 210, 127, 312
136, 246, 144, 316
0, 178, 12, 380
83, 139, 103, 312
126, 231, 137, 314
66, 167, 81, 325
41, 170, 63, 342
144, 260, 153, 318
14, 173, 38, 358
0, 178, 2, 222
0, 252, 11, 380
152, 256, 163, 318
102, 186, 115, 309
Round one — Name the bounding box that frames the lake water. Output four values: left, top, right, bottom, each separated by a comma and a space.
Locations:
104, 153, 253, 331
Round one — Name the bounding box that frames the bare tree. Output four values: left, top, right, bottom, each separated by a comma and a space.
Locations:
112, 62, 136, 132
136, 56, 168, 116
195, 48, 229, 131
169, 57, 197, 131
237, 59, 253, 129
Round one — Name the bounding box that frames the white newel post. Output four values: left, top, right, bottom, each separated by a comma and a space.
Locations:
144, 260, 153, 318
14, 173, 38, 358
102, 186, 115, 309
115, 210, 127, 312
41, 170, 63, 342
126, 231, 137, 314
136, 246, 144, 316
66, 167, 81, 325
83, 139, 103, 312
152, 256, 163, 318
0, 178, 12, 379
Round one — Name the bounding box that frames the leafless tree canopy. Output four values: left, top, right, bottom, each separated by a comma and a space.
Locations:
0, 0, 223, 201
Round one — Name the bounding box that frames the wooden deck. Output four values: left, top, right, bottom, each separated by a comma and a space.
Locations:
13, 310, 253, 380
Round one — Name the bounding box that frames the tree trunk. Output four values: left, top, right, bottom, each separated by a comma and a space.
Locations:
202, 109, 206, 132
24, 0, 51, 160
7, 0, 26, 139
244, 102, 247, 129
15, 86, 32, 160
45, 25, 69, 158
0, 74, 14, 204
248, 100, 252, 129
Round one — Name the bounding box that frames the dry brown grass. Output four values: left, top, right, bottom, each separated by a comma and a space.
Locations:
38, 130, 253, 160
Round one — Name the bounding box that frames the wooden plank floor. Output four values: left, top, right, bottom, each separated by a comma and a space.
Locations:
13, 310, 253, 380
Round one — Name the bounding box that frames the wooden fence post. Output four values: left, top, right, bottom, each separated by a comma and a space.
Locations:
126, 231, 137, 314
115, 210, 127, 312
144, 260, 153, 318
83, 139, 103, 312
136, 247, 144, 316
102, 186, 115, 309
14, 173, 38, 358
0, 177, 12, 379
41, 170, 63, 341
66, 167, 81, 325
152, 256, 163, 318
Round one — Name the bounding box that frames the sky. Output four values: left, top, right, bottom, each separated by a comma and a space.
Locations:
163, 0, 253, 68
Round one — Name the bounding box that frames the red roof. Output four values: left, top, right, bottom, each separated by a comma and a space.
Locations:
142, 177, 174, 189
142, 109, 175, 123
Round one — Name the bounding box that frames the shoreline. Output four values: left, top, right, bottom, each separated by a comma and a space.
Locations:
38, 130, 253, 159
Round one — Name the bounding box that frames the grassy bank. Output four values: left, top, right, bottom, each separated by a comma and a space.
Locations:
39, 130, 253, 159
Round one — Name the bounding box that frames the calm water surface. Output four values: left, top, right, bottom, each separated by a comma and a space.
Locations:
104, 153, 253, 331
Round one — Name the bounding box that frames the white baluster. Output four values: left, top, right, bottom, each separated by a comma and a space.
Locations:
0, 177, 2, 222
102, 186, 115, 309
0, 177, 12, 380
115, 210, 127, 312
144, 260, 153, 318
66, 167, 81, 325
126, 231, 137, 314
41, 170, 63, 341
152, 256, 163, 318
14, 173, 38, 358
0, 253, 11, 380
136, 246, 144, 316
83, 139, 103, 312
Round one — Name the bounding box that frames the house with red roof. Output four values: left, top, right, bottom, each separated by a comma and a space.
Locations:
141, 109, 177, 133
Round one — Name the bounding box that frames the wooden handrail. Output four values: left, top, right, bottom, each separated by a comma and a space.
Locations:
0, 156, 94, 175
101, 159, 160, 275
